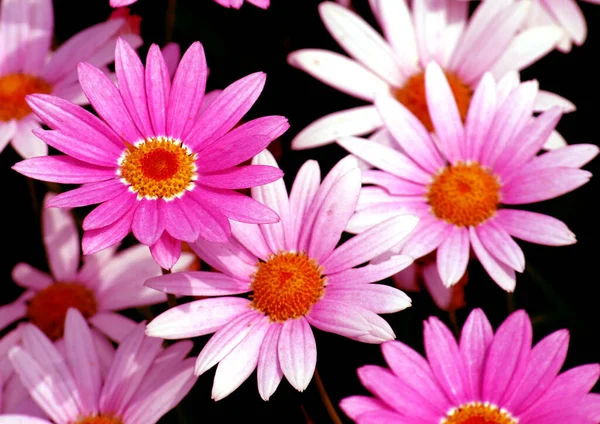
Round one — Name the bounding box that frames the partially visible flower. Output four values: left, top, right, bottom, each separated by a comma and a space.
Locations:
4, 308, 197, 424
338, 63, 598, 291
145, 153, 418, 401
340, 308, 600, 423
0, 0, 141, 158
0, 192, 194, 370
288, 0, 572, 151
109, 7, 142, 36
13, 39, 287, 269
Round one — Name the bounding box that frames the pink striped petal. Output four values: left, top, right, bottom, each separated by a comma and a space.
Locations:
362, 170, 427, 196
502, 168, 591, 204
278, 318, 316, 391
230, 220, 271, 261
477, 220, 525, 272
146, 297, 251, 339
340, 396, 393, 421
81, 206, 135, 255
402, 215, 453, 260
82, 191, 137, 231
436, 226, 470, 287
459, 308, 494, 399
115, 38, 153, 138
149, 232, 181, 270
464, 73, 497, 162
166, 42, 207, 140
12, 156, 116, 184
42, 194, 79, 282
327, 254, 414, 285
523, 144, 599, 173
494, 209, 575, 246
324, 283, 411, 313
257, 324, 284, 401
131, 199, 165, 246
196, 165, 283, 189
469, 226, 516, 291
376, 0, 419, 73
45, 180, 127, 208
287, 160, 321, 249
181, 195, 231, 243
0, 416, 51, 424
212, 318, 270, 400
186, 72, 266, 150
145, 44, 171, 136
164, 197, 202, 243
77, 62, 142, 143
145, 271, 250, 297
191, 238, 256, 281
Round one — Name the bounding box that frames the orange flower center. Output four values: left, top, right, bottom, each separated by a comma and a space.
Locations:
250, 252, 325, 322
27, 283, 97, 341
393, 70, 472, 132
0, 73, 52, 121
119, 137, 197, 200
442, 402, 518, 424
75, 414, 124, 424
427, 162, 500, 227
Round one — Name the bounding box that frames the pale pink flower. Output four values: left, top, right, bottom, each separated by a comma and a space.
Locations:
341, 308, 600, 423
3, 308, 197, 424
337, 63, 598, 291
13, 39, 287, 269
0, 0, 141, 158
0, 192, 194, 381
145, 153, 418, 401
288, 0, 573, 151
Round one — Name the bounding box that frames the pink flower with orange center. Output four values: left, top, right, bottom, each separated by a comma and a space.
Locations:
3, 309, 197, 424
13, 39, 288, 269
145, 153, 419, 401
340, 308, 600, 423
288, 0, 574, 151
337, 62, 598, 291
0, 0, 141, 158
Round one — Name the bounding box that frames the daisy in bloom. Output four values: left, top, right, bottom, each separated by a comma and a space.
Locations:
3, 308, 197, 424
338, 62, 598, 291
13, 38, 288, 269
0, 192, 195, 380
0, 0, 141, 158
145, 152, 419, 401
288, 0, 573, 151
340, 308, 600, 423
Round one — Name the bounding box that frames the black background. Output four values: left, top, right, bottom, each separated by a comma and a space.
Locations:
1, 0, 599, 422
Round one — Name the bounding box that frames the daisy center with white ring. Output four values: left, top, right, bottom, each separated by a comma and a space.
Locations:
441, 401, 518, 424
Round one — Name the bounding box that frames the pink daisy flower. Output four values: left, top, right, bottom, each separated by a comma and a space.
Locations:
287, 0, 573, 151
337, 62, 598, 291
0, 192, 194, 382
0, 0, 141, 158
340, 308, 600, 423
4, 308, 197, 424
145, 152, 419, 401
13, 38, 288, 269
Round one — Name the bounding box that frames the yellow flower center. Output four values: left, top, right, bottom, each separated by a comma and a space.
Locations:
250, 252, 326, 322
427, 162, 500, 227
0, 73, 52, 121
75, 414, 124, 424
393, 70, 472, 132
118, 137, 197, 200
442, 401, 518, 424
27, 283, 97, 341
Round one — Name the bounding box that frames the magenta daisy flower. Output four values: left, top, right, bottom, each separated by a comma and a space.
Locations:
13, 38, 287, 269
0, 192, 195, 369
145, 152, 418, 401
337, 62, 598, 291
5, 308, 197, 424
287, 0, 573, 151
0, 0, 141, 158
341, 308, 600, 423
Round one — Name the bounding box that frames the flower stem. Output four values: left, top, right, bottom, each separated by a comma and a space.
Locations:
448, 309, 460, 339
161, 267, 177, 308
314, 368, 343, 424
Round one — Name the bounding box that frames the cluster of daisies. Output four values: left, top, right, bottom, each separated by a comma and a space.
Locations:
0, 0, 598, 423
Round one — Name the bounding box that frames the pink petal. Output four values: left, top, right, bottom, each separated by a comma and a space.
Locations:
353, 410, 413, 424
544, 0, 587, 45
10, 118, 47, 158
212, 318, 270, 400
436, 226, 470, 287
469, 226, 516, 291
196, 165, 283, 190
375, 0, 419, 73
502, 167, 591, 204
145, 271, 250, 297
401, 215, 453, 260
161, 42, 181, 78
77, 62, 142, 143
339, 395, 393, 422
88, 312, 138, 343
164, 197, 203, 243
522, 143, 599, 173
324, 283, 412, 313
362, 170, 427, 196
230, 220, 271, 261
42, 194, 80, 282
464, 73, 497, 162
82, 190, 137, 231
45, 179, 127, 208
145, 44, 171, 136
476, 220, 525, 272
494, 209, 576, 246
186, 72, 266, 150
131, 199, 165, 246
287, 160, 321, 250
191, 238, 256, 281
11, 263, 52, 290
12, 156, 116, 184
115, 38, 154, 138
166, 42, 207, 140
81, 205, 135, 255
0, 120, 17, 153
149, 232, 181, 270
327, 254, 414, 285
459, 308, 494, 399
277, 318, 317, 391
257, 324, 284, 401
0, 301, 26, 332
179, 195, 231, 243
0, 416, 52, 424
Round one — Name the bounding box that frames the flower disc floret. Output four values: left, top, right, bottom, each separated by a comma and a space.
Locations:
250, 252, 325, 322
427, 162, 501, 227
75, 415, 124, 424
119, 137, 197, 200
441, 401, 518, 424
0, 73, 51, 121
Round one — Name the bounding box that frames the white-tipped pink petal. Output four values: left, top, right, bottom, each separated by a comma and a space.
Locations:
544, 0, 587, 45
494, 209, 576, 246
535, 90, 576, 114
469, 226, 516, 291
324, 283, 411, 313
436, 226, 470, 287
502, 168, 591, 205
477, 220, 525, 272
145, 271, 250, 297
292, 106, 383, 150
287, 49, 389, 102
278, 318, 316, 391
212, 319, 270, 401
375, 0, 419, 73
340, 396, 394, 422
257, 324, 284, 401
327, 254, 414, 285
401, 215, 453, 259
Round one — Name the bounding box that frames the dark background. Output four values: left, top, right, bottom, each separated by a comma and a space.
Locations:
1, 0, 599, 422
